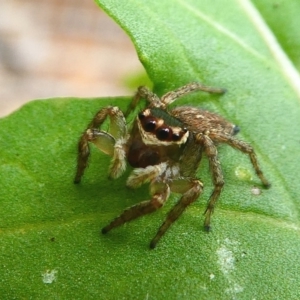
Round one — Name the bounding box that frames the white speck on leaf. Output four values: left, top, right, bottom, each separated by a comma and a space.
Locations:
216, 239, 244, 298
216, 245, 235, 275
251, 186, 261, 195
42, 269, 57, 284
225, 283, 244, 295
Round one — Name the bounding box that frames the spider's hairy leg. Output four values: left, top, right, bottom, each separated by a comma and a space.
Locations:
108, 137, 128, 179
150, 179, 203, 249
74, 129, 93, 184
102, 182, 170, 234
74, 106, 126, 183
125, 86, 161, 117
210, 132, 271, 188
161, 82, 226, 106
197, 133, 225, 231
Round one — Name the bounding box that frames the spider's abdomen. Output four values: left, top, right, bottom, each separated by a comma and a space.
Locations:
171, 106, 237, 136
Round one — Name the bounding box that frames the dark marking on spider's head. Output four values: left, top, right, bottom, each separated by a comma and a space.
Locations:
137, 108, 189, 145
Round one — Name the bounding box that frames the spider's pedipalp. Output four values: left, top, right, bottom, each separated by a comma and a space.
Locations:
108, 136, 128, 179
126, 163, 168, 188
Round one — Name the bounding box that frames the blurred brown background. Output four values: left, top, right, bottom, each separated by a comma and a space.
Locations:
0, 0, 143, 117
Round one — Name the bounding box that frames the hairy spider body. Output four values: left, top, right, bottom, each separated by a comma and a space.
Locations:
74, 82, 270, 248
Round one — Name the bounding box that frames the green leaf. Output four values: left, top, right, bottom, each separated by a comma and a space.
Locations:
252, 0, 300, 70
1, 1, 300, 299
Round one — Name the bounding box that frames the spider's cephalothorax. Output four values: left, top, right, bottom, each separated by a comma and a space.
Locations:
74, 82, 270, 248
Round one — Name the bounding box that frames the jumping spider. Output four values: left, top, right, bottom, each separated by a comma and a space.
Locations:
74, 82, 270, 248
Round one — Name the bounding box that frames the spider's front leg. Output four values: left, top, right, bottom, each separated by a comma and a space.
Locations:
125, 86, 161, 116
125, 82, 226, 116
161, 82, 226, 106
74, 106, 127, 183
150, 178, 203, 249
101, 181, 170, 235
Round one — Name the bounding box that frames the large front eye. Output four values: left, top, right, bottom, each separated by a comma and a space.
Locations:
138, 112, 145, 120
156, 127, 170, 140
172, 133, 180, 141
144, 119, 156, 132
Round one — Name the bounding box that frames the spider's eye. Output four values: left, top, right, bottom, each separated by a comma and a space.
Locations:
156, 127, 170, 140
172, 133, 180, 141
144, 119, 156, 132
138, 112, 145, 120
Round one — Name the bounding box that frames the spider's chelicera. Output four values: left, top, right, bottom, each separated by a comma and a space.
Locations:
74, 82, 270, 248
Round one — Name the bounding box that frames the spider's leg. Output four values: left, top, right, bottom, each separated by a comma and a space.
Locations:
101, 183, 170, 234
125, 86, 161, 116
150, 179, 203, 249
74, 129, 93, 184
210, 132, 271, 188
161, 82, 226, 106
74, 106, 126, 183
196, 133, 225, 230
